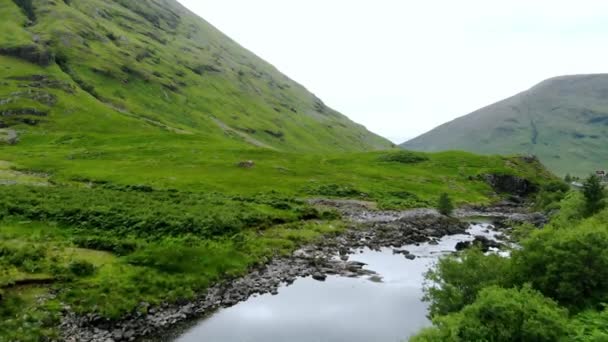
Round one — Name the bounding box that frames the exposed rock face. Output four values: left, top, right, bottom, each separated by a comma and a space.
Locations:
482, 174, 538, 196
0, 45, 52, 66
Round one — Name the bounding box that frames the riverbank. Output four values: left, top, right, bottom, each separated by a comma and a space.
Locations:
60, 202, 543, 342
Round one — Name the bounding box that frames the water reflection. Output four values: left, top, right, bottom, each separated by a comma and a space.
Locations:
174, 224, 493, 342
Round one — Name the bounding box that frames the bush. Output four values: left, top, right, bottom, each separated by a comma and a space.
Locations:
436, 193, 454, 216
412, 286, 569, 342
0, 243, 46, 272
423, 248, 512, 317
512, 223, 608, 310
535, 180, 570, 212
68, 260, 96, 277
378, 151, 429, 164
72, 236, 137, 255
0, 185, 308, 239
582, 175, 606, 216
568, 308, 608, 341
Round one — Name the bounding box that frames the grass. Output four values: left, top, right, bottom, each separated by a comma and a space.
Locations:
0, 0, 391, 154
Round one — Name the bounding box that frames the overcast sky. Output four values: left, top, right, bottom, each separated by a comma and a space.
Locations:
178, 0, 608, 143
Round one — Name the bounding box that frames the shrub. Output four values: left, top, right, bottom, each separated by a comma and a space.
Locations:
535, 180, 570, 211
436, 193, 454, 216
568, 308, 608, 341
512, 223, 608, 310
0, 243, 46, 271
378, 151, 429, 164
0, 185, 307, 239
423, 248, 513, 317
582, 174, 606, 216
68, 260, 96, 277
72, 236, 137, 255
412, 286, 569, 342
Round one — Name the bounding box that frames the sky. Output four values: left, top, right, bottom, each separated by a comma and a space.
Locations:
178, 0, 608, 143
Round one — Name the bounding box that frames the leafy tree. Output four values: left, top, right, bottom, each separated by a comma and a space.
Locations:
412, 286, 569, 342
437, 193, 454, 216
565, 173, 573, 183
568, 308, 608, 341
423, 248, 512, 317
582, 174, 606, 216
512, 223, 608, 310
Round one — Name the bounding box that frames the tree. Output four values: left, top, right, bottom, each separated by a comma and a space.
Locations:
423, 248, 512, 317
437, 193, 454, 216
512, 223, 608, 310
564, 174, 572, 183
582, 174, 606, 216
411, 286, 569, 342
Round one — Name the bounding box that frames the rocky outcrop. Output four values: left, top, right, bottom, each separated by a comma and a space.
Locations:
455, 235, 503, 252
482, 174, 538, 196
1, 129, 18, 145
0, 45, 52, 66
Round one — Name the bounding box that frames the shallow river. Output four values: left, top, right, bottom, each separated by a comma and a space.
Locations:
172, 223, 498, 342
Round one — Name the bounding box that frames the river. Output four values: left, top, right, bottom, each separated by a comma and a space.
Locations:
170, 223, 500, 342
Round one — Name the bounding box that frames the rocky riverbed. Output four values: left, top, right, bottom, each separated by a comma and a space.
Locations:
60, 202, 543, 342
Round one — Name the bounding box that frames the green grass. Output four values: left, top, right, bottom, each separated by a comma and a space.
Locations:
0, 0, 391, 154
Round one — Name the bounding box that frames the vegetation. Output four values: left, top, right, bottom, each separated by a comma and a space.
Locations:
582, 174, 606, 216
402, 74, 608, 177
436, 193, 454, 216
413, 190, 608, 341
0, 0, 391, 154
412, 286, 568, 342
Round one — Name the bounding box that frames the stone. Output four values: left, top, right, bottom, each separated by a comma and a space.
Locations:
236, 160, 255, 168
312, 273, 327, 281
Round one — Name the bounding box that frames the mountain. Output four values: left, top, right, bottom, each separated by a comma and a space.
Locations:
402, 74, 608, 176
0, 0, 391, 152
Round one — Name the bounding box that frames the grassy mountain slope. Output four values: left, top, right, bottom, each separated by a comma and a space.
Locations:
0, 0, 391, 152
402, 74, 608, 176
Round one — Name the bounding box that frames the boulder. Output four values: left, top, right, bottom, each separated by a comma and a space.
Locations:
237, 160, 255, 168
312, 273, 327, 281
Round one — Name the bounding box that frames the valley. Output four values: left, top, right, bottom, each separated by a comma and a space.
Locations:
1, 1, 608, 341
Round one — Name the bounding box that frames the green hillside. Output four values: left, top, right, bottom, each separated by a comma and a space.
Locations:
402, 74, 608, 176
0, 0, 391, 153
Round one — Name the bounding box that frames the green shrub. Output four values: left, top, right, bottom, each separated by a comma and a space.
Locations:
436, 193, 454, 216
535, 180, 570, 212
568, 308, 608, 341
0, 243, 46, 272
423, 248, 513, 317
582, 174, 606, 216
378, 150, 429, 164
513, 223, 608, 310
72, 235, 137, 255
68, 260, 96, 277
412, 286, 568, 342
0, 185, 308, 239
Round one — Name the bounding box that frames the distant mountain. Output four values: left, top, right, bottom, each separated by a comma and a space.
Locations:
0, 0, 391, 151
402, 74, 608, 176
